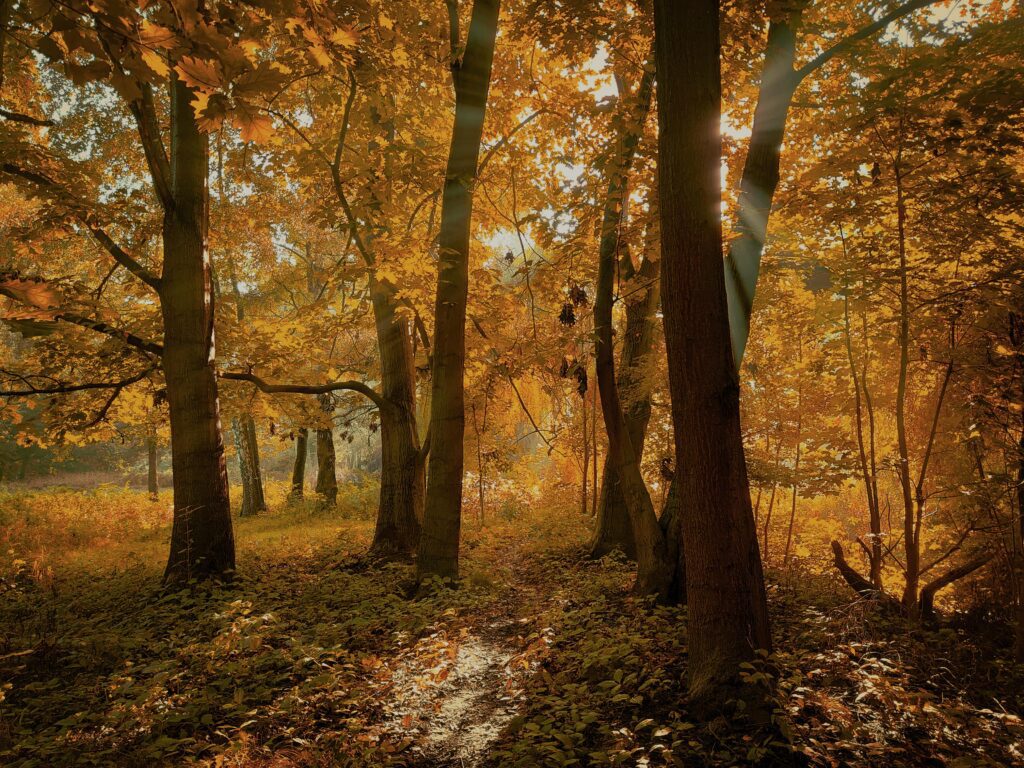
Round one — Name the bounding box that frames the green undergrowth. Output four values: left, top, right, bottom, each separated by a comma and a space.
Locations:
2, 489, 1022, 767
0, 496, 502, 767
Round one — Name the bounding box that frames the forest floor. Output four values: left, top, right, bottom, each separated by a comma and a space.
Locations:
1, 484, 1023, 767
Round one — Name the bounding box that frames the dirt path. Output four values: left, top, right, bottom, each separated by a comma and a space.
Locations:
374, 539, 561, 767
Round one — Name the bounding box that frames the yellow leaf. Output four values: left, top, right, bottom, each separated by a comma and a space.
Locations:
232, 100, 273, 143
175, 56, 223, 92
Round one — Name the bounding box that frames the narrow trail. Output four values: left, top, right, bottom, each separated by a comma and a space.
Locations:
373, 536, 563, 767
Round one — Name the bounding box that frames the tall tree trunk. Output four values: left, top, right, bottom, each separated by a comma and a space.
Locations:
654, 0, 772, 707
590, 59, 669, 596
893, 159, 920, 615
232, 416, 265, 517
417, 0, 500, 582
723, 16, 799, 366
369, 283, 423, 558
580, 390, 589, 516
289, 427, 308, 500
316, 427, 338, 507
591, 240, 660, 561
1016, 421, 1024, 661
842, 264, 883, 586
783, 370, 803, 566
147, 430, 159, 501
161, 75, 235, 584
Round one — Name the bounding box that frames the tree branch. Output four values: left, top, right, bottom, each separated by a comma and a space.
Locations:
1, 163, 162, 291
794, 0, 947, 83
0, 366, 154, 396
919, 554, 992, 619
220, 370, 385, 409
0, 107, 54, 127
56, 312, 164, 357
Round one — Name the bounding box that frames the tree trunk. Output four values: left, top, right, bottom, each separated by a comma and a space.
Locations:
591, 247, 660, 561
580, 390, 589, 516
417, 0, 500, 583
1016, 420, 1024, 662
783, 378, 803, 566
147, 431, 159, 501
289, 427, 308, 500
893, 161, 920, 615
654, 0, 772, 707
590, 59, 669, 597
315, 427, 338, 507
842, 268, 883, 586
161, 75, 235, 585
368, 282, 423, 558
723, 17, 799, 366
232, 416, 265, 517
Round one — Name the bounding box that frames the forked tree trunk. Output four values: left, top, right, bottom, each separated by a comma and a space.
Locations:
591, 248, 660, 561
289, 427, 308, 499
654, 0, 772, 707
591, 58, 670, 598
162, 75, 235, 584
369, 283, 423, 558
417, 0, 500, 583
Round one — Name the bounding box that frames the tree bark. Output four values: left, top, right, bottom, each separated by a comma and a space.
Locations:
233, 414, 266, 517
161, 75, 235, 584
591, 247, 660, 561
723, 16, 799, 366
590, 59, 670, 597
368, 282, 423, 558
417, 0, 500, 583
315, 426, 338, 507
654, 0, 772, 706
147, 431, 159, 501
919, 555, 991, 621
289, 427, 308, 500
842, 263, 883, 587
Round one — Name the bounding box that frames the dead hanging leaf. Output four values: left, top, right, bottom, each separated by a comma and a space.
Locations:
0, 274, 62, 309
232, 100, 274, 143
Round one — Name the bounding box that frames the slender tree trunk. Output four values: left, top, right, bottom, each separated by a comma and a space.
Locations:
783, 379, 803, 566
893, 159, 919, 615
842, 264, 883, 586
417, 0, 500, 582
591, 368, 599, 517
723, 16, 799, 366
654, 0, 772, 706
591, 61, 669, 597
591, 241, 660, 561
161, 75, 235, 584
580, 390, 589, 516
233, 415, 265, 517
369, 283, 423, 558
147, 431, 159, 501
289, 427, 308, 500
762, 478, 779, 562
